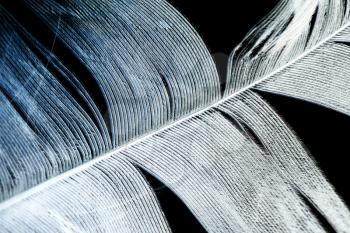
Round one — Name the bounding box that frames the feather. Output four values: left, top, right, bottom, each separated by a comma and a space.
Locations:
0, 0, 350, 232
0, 156, 171, 233
227, 0, 350, 116
0, 0, 219, 200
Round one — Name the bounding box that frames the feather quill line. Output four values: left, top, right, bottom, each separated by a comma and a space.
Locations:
1, 17, 349, 212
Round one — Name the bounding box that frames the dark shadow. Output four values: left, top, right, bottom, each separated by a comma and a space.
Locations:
139, 168, 208, 233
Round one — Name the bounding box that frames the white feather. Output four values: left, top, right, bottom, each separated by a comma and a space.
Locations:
0, 0, 350, 232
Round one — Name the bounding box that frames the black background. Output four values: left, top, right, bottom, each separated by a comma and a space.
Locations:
144, 1, 350, 232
